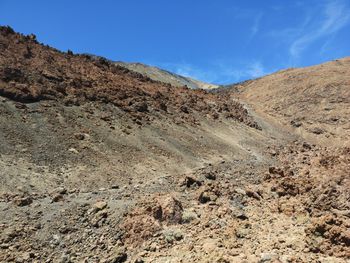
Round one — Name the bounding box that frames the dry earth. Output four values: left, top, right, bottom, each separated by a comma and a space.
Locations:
0, 26, 349, 263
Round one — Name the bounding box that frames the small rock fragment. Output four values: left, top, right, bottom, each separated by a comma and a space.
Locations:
310, 127, 324, 135
182, 176, 202, 188
204, 172, 216, 180
68, 148, 79, 154
52, 194, 64, 202
199, 191, 217, 204
74, 133, 85, 140
13, 196, 32, 206
246, 189, 261, 200
93, 201, 108, 211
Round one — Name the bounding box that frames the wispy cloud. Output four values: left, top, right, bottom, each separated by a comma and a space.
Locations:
290, 0, 350, 60
268, 0, 350, 64
220, 61, 268, 83
156, 60, 269, 85
250, 12, 263, 38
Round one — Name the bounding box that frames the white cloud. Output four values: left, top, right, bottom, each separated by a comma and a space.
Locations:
290, 0, 350, 59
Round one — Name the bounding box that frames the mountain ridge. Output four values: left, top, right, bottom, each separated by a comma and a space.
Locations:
114, 61, 219, 90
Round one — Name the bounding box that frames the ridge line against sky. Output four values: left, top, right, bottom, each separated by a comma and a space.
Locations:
1, 0, 350, 84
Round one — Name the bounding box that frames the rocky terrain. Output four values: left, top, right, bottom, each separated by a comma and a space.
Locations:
0, 26, 349, 262
231, 58, 350, 147
114, 62, 218, 90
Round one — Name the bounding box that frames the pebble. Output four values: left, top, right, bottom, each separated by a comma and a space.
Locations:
93, 201, 107, 211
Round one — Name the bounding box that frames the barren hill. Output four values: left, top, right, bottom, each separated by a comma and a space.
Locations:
0, 26, 349, 262
232, 58, 350, 146
114, 61, 219, 90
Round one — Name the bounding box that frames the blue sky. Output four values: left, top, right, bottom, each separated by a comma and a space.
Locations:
1, 0, 350, 84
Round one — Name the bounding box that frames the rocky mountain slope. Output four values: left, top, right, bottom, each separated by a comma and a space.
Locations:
231, 58, 350, 147
0, 26, 349, 263
114, 61, 219, 90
